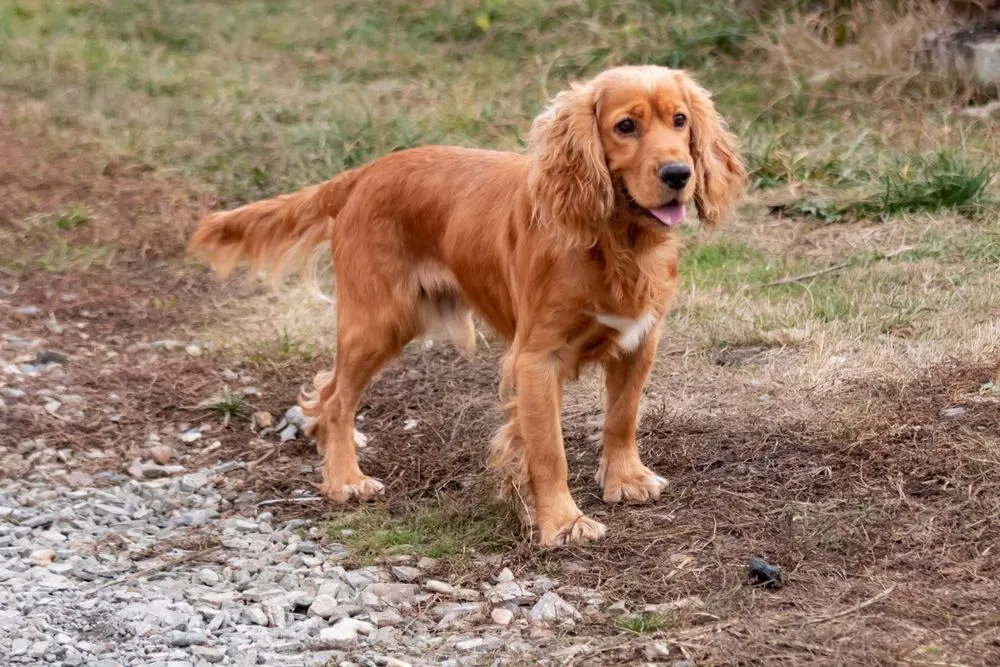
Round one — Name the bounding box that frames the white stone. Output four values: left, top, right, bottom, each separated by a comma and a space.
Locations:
198, 568, 220, 586
319, 618, 373, 646
972, 41, 1000, 84
423, 579, 454, 595
530, 591, 581, 624
308, 594, 339, 619
491, 608, 514, 625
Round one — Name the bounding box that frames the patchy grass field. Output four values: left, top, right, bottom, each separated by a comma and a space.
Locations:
2, 0, 1000, 663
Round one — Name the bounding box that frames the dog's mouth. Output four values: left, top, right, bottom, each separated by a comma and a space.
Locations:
624, 190, 687, 227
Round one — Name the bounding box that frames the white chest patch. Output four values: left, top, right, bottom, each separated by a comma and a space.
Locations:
596, 311, 659, 353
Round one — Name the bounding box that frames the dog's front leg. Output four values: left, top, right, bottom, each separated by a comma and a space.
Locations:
516, 351, 607, 546
597, 326, 668, 503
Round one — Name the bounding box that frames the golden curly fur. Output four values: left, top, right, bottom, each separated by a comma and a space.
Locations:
190, 66, 746, 546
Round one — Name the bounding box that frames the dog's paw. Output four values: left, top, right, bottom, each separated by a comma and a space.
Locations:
322, 475, 385, 503
538, 514, 607, 547
598, 459, 667, 504
353, 429, 369, 448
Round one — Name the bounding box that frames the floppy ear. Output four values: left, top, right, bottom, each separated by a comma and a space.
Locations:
528, 82, 614, 248
683, 73, 747, 227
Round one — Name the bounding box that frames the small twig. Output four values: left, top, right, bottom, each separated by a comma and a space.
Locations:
802, 585, 896, 625
757, 261, 851, 288
753, 246, 913, 289
87, 546, 222, 596
254, 496, 324, 508
248, 444, 280, 469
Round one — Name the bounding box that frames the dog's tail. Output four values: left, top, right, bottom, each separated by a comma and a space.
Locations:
189, 168, 362, 283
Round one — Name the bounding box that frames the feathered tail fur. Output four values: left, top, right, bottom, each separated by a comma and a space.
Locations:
189, 168, 361, 282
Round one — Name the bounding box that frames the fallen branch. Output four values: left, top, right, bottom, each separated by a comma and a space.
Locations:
753, 246, 913, 289
757, 261, 851, 288
86, 546, 222, 596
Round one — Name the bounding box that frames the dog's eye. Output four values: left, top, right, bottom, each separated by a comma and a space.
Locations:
615, 118, 637, 135
673, 113, 687, 129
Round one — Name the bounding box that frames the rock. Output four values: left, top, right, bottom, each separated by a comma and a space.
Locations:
921, 25, 1000, 85
645, 642, 672, 659
252, 411, 274, 429
24, 513, 57, 528
491, 608, 514, 625
282, 405, 309, 430
495, 567, 515, 583
29, 548, 56, 565
28, 640, 50, 658
370, 608, 404, 627
606, 600, 629, 616
391, 565, 422, 583
278, 425, 297, 442
170, 631, 207, 647
529, 592, 581, 625
178, 428, 202, 444
456, 588, 480, 601
64, 470, 93, 487
150, 445, 176, 464
309, 594, 339, 618
198, 568, 220, 586
129, 459, 169, 480
261, 597, 288, 627
35, 349, 69, 365
189, 645, 226, 663
486, 581, 535, 605
428, 602, 484, 622
319, 618, 373, 646
10, 637, 29, 655
179, 472, 210, 492
416, 557, 439, 570
243, 606, 269, 626
365, 582, 418, 604
457, 637, 504, 652
14, 305, 41, 318
424, 579, 454, 595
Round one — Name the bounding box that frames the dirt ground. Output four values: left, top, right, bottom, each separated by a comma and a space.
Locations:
3, 102, 1000, 666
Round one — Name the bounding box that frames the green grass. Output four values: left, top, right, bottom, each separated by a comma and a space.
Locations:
0, 0, 769, 204
199, 388, 247, 425
49, 204, 89, 230
617, 612, 674, 634
849, 151, 995, 221
680, 237, 804, 291
327, 500, 518, 563
241, 328, 321, 365
777, 151, 996, 223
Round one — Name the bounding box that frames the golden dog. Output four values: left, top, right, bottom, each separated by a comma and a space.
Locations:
190, 65, 745, 546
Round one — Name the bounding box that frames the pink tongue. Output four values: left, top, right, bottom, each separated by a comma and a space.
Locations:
648, 202, 686, 226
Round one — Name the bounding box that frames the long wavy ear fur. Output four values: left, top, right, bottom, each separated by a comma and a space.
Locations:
528, 81, 614, 248
682, 73, 747, 227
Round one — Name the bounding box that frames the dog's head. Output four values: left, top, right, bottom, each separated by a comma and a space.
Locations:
529, 65, 746, 247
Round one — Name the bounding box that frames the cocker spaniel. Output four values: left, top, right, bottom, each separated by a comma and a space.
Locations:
190, 65, 746, 546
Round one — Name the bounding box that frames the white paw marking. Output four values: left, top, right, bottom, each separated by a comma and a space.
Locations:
353, 429, 369, 448
596, 311, 659, 353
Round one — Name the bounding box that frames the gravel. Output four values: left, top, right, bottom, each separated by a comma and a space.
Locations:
0, 323, 651, 666
0, 430, 635, 666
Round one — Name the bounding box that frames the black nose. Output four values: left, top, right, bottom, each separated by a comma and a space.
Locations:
658, 162, 691, 190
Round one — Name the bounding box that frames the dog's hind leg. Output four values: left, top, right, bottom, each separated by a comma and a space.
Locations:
304, 287, 417, 503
